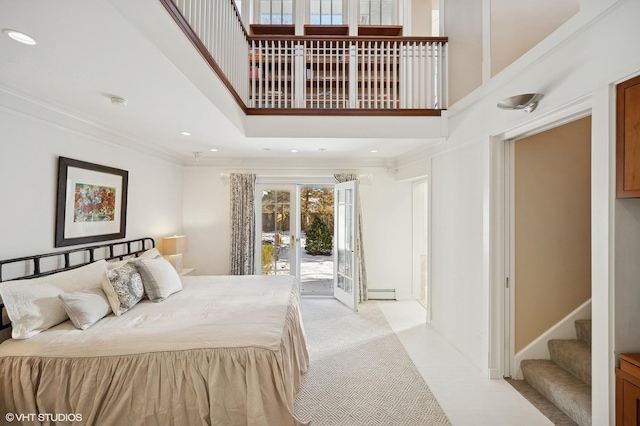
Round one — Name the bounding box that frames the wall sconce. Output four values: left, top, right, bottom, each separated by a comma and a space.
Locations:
162, 235, 188, 272
497, 93, 544, 113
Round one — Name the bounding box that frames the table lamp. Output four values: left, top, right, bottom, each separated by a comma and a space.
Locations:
162, 235, 188, 272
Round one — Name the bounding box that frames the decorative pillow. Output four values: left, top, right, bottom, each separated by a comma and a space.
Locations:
139, 247, 161, 259
102, 263, 144, 316
133, 256, 182, 302
0, 260, 107, 339
59, 288, 112, 330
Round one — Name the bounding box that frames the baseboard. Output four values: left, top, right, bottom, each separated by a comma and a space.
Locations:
367, 289, 397, 300
488, 368, 503, 379
513, 298, 591, 379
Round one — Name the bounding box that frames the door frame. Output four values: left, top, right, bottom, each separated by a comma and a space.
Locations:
412, 178, 431, 321
334, 180, 359, 311
489, 98, 593, 379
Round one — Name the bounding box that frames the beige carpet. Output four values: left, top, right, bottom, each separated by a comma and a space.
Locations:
506, 378, 578, 426
294, 299, 451, 426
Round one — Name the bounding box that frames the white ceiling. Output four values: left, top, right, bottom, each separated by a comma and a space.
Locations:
0, 0, 442, 165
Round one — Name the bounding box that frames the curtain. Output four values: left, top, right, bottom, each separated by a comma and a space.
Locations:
334, 173, 368, 302
230, 173, 256, 275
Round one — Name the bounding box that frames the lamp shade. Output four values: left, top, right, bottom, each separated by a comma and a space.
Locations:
163, 235, 188, 255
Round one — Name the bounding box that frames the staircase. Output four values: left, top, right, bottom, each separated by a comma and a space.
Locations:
520, 319, 592, 426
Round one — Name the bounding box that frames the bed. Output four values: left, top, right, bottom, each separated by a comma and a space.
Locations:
0, 238, 309, 426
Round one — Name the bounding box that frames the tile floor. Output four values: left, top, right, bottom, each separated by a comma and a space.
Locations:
377, 300, 553, 426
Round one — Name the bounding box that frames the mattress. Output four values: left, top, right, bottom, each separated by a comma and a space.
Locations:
0, 275, 309, 426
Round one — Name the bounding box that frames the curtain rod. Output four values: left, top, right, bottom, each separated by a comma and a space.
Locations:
219, 173, 372, 179
219, 173, 373, 185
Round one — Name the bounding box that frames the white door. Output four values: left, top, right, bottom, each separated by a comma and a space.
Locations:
334, 180, 359, 311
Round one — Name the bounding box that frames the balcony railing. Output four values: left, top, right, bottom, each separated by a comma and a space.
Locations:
161, 0, 447, 115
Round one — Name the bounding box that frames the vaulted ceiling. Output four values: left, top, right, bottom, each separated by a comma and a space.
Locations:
0, 0, 443, 165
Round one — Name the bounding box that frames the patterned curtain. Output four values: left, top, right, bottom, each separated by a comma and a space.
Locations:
230, 173, 256, 275
334, 173, 368, 302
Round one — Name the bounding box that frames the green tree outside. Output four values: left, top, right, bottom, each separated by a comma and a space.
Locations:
305, 216, 333, 255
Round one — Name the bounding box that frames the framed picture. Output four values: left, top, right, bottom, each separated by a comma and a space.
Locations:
55, 157, 128, 247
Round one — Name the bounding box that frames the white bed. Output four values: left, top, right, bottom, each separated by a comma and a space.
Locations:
0, 240, 309, 426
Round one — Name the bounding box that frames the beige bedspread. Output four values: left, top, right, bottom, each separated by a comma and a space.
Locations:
0, 275, 309, 426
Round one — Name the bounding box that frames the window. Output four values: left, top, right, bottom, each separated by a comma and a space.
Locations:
359, 0, 396, 25
309, 0, 344, 25
260, 0, 294, 24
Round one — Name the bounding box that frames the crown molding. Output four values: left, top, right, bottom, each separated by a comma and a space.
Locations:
183, 155, 394, 169
0, 84, 185, 165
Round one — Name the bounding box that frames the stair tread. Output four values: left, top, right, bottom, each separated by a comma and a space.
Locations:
548, 339, 591, 385
521, 359, 591, 426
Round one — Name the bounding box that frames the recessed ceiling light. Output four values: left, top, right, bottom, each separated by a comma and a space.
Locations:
210, 148, 218, 152
180, 131, 191, 136
291, 149, 298, 153
3, 29, 36, 45
370, 149, 378, 153
109, 96, 128, 106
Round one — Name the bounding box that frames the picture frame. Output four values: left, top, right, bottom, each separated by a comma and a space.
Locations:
55, 157, 128, 247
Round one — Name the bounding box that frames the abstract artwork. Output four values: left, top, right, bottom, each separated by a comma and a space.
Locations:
55, 157, 128, 247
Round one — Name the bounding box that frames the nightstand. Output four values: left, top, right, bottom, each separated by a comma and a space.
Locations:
179, 268, 195, 276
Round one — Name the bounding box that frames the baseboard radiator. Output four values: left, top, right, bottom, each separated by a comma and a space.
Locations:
367, 289, 397, 300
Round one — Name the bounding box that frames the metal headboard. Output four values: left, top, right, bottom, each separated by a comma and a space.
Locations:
0, 237, 155, 331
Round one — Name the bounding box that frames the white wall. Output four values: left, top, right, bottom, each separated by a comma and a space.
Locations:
360, 169, 414, 299
182, 167, 231, 275
0, 103, 184, 261
181, 167, 416, 299
426, 0, 637, 422
429, 141, 487, 371
490, 0, 579, 77
443, 0, 483, 105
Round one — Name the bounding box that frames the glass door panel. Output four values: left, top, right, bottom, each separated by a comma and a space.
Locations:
260, 188, 294, 275
334, 180, 358, 310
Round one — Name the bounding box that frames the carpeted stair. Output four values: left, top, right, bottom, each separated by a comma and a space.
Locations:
520, 319, 592, 426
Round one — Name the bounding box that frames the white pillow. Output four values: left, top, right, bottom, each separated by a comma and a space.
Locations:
0, 260, 107, 339
133, 257, 182, 302
139, 247, 161, 259
59, 288, 112, 330
106, 259, 129, 270
102, 263, 144, 316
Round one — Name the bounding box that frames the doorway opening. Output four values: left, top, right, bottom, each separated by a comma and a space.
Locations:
503, 116, 592, 378
299, 185, 335, 296
412, 180, 428, 312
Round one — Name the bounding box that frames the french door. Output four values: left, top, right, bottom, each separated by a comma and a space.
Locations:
255, 185, 298, 277
255, 181, 359, 312
334, 180, 359, 311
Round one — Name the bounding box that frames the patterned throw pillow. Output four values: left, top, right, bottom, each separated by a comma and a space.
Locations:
102, 262, 144, 316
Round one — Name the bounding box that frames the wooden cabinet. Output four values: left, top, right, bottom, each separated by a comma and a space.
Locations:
616, 353, 640, 425
616, 74, 640, 198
